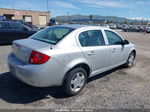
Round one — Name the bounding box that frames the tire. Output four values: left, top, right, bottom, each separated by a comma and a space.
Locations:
63, 67, 87, 96
124, 51, 135, 68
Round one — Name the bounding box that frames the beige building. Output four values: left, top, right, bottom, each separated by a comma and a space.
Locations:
0, 8, 51, 25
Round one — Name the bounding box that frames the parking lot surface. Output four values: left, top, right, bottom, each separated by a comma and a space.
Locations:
0, 30, 150, 109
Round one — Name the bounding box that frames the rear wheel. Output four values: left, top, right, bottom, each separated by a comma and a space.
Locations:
124, 51, 135, 68
63, 68, 87, 96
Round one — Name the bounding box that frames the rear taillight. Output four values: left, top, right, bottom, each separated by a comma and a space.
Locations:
29, 51, 50, 64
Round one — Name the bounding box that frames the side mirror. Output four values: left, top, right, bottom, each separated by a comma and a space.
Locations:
122, 40, 129, 45
23, 27, 29, 31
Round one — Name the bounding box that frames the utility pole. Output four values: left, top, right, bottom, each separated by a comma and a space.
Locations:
47, 0, 49, 12
67, 12, 69, 24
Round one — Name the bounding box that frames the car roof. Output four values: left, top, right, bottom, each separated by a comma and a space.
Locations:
57, 24, 107, 30
0, 21, 18, 23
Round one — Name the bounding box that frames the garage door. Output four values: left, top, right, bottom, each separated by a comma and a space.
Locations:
24, 16, 32, 22
39, 16, 47, 25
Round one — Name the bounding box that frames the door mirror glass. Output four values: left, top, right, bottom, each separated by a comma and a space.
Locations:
123, 40, 129, 45
23, 27, 29, 31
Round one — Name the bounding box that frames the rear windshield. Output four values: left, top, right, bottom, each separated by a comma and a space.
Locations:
31, 26, 74, 45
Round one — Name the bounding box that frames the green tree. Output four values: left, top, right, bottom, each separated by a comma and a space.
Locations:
122, 21, 128, 24
89, 15, 93, 21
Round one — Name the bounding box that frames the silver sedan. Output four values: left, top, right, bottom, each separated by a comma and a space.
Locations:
8, 25, 136, 96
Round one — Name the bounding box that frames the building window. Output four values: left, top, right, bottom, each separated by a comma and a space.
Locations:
3, 14, 14, 20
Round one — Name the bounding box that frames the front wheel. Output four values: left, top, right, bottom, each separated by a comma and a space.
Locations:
63, 68, 87, 96
124, 51, 135, 68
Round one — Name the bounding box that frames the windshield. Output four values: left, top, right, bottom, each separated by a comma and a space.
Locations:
31, 26, 74, 45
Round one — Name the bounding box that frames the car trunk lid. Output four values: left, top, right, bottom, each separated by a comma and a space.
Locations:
12, 38, 52, 63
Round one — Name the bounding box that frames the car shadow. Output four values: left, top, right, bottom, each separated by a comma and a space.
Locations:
0, 72, 68, 104
0, 66, 123, 104
0, 43, 12, 46
87, 66, 123, 83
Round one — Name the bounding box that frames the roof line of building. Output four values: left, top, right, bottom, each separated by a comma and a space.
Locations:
0, 7, 51, 13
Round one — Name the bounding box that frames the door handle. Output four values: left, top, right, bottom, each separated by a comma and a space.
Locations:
87, 51, 95, 56
112, 48, 116, 52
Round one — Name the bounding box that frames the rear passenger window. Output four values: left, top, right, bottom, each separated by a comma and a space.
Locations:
0, 22, 9, 29
79, 30, 105, 47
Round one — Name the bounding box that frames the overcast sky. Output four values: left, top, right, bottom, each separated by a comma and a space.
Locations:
0, 0, 149, 19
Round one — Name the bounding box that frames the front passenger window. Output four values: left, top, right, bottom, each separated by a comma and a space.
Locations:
105, 30, 123, 45
10, 22, 25, 29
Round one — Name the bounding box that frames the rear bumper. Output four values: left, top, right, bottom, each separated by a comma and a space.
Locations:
7, 53, 68, 87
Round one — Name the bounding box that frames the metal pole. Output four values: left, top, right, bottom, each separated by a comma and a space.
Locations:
47, 0, 48, 12
67, 12, 69, 24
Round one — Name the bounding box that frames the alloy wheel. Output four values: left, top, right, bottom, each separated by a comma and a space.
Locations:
70, 72, 85, 92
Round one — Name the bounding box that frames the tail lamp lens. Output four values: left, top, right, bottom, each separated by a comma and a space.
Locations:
29, 51, 50, 64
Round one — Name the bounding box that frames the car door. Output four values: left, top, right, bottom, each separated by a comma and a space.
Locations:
104, 30, 128, 66
0, 22, 13, 44
9, 22, 30, 41
78, 29, 110, 75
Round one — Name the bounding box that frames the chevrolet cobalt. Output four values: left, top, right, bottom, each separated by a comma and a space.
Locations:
8, 25, 136, 96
